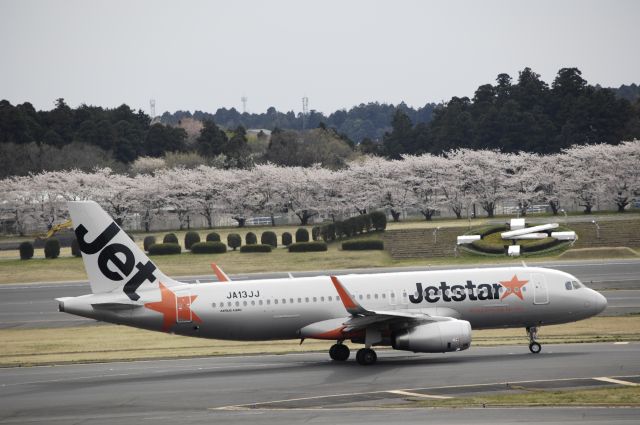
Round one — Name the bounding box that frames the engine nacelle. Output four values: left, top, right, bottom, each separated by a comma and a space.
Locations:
392, 320, 472, 353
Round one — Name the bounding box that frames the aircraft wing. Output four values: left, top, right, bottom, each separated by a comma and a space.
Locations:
299, 277, 457, 340
329, 276, 457, 331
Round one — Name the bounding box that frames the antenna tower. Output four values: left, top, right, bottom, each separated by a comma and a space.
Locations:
241, 96, 248, 113
302, 96, 309, 130
149, 99, 156, 118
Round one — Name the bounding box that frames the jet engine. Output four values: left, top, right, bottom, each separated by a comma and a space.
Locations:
392, 320, 472, 353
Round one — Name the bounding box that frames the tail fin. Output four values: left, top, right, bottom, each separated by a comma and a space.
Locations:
68, 201, 181, 300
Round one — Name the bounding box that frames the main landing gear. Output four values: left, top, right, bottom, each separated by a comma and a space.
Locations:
355, 348, 377, 365
527, 326, 542, 354
329, 343, 377, 365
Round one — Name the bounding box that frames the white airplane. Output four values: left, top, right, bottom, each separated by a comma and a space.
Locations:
57, 201, 607, 365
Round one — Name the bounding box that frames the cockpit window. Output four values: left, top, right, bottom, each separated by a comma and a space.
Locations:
572, 281, 583, 289
565, 281, 572, 290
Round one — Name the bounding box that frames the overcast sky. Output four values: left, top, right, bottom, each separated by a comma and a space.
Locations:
1, 0, 638, 115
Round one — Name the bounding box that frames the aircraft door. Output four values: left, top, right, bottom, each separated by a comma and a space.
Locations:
176, 290, 193, 323
532, 274, 549, 305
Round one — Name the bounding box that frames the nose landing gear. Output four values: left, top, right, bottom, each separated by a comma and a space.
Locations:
527, 326, 541, 353
329, 343, 350, 361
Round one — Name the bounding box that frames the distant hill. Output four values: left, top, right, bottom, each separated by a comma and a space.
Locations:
160, 102, 438, 144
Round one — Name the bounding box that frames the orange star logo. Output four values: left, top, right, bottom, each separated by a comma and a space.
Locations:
144, 283, 202, 331
499, 275, 528, 301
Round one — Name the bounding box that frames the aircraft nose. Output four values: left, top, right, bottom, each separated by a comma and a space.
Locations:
592, 291, 607, 315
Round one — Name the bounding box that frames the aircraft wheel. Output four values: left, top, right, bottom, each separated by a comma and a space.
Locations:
329, 344, 350, 361
529, 342, 542, 354
356, 348, 377, 365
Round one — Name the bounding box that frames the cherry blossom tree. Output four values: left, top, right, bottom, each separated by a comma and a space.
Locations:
601, 141, 640, 212
504, 152, 543, 216
447, 149, 507, 217
558, 144, 608, 214
439, 153, 476, 219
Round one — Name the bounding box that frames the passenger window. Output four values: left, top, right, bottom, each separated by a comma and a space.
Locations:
313, 297, 317, 302
212, 303, 216, 308
274, 299, 278, 304
374, 294, 379, 299
366, 294, 371, 299
328, 296, 332, 301
298, 298, 302, 303
382, 293, 386, 299
282, 299, 286, 304
305, 297, 309, 303
565, 281, 572, 290
243, 301, 247, 306
235, 301, 239, 307
290, 298, 294, 304
320, 296, 325, 302
251, 300, 255, 306
267, 300, 271, 305
259, 300, 263, 305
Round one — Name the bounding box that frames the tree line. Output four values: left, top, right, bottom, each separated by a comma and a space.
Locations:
1, 67, 638, 177
1, 141, 637, 236
380, 68, 640, 157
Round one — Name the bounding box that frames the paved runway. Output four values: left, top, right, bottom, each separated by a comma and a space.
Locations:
0, 343, 638, 424
1, 259, 639, 329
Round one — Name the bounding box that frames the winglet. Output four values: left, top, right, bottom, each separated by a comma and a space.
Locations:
211, 263, 231, 282
330, 275, 369, 316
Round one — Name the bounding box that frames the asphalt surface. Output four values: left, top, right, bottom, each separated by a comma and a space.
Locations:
1, 259, 639, 329
0, 343, 638, 424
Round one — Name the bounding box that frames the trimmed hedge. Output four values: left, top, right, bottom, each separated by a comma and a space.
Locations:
246, 232, 257, 245
191, 241, 227, 254
148, 243, 182, 255
295, 228, 309, 242
288, 241, 328, 252
227, 233, 242, 251
282, 232, 292, 246
342, 239, 384, 251
143, 236, 157, 252
311, 226, 321, 241
44, 238, 60, 259
206, 232, 221, 242
240, 244, 272, 253
163, 233, 179, 244
315, 211, 385, 241
19, 241, 34, 260
261, 231, 277, 248
370, 211, 387, 231
71, 239, 82, 257
185, 231, 201, 250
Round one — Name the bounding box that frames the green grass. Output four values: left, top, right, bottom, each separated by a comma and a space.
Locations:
0, 242, 396, 284
1, 316, 638, 367
403, 386, 640, 408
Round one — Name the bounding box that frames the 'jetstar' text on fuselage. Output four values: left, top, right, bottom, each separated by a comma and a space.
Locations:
409, 281, 506, 304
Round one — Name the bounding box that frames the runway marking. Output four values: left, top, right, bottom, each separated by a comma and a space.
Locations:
614, 342, 630, 345
211, 374, 640, 411
387, 390, 452, 399
593, 377, 639, 387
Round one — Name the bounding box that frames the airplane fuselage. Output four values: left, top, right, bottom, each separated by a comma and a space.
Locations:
61, 266, 605, 341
